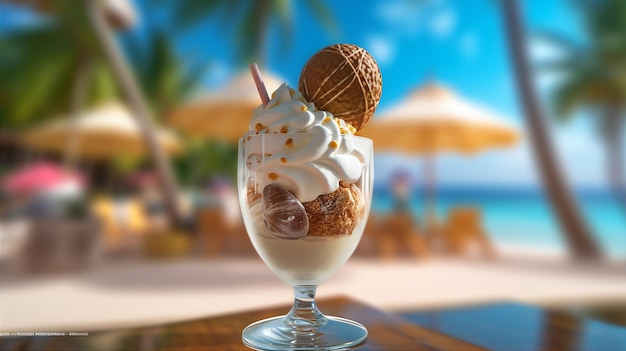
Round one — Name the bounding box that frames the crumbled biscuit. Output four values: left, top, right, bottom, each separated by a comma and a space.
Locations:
303, 181, 364, 237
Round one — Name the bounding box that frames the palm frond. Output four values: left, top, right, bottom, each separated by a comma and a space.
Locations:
235, 0, 267, 64
11, 51, 74, 125
149, 0, 339, 67
147, 0, 223, 32
303, 0, 339, 37
0, 26, 78, 127
539, 0, 626, 125
124, 29, 204, 119
177, 59, 208, 103
87, 61, 119, 106
273, 0, 294, 55
552, 65, 620, 119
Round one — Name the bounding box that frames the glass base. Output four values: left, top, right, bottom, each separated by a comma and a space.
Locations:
242, 315, 368, 351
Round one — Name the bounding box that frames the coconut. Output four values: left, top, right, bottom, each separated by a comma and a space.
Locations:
298, 44, 382, 131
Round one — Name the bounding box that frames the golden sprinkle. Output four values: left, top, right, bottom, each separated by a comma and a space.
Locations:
280, 157, 287, 163
300, 105, 308, 112
246, 136, 251, 141
268, 173, 279, 180
328, 140, 338, 149
280, 126, 288, 133
255, 123, 265, 132
285, 138, 293, 147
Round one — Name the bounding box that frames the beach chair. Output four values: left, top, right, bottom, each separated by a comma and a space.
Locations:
441, 207, 496, 258
195, 206, 228, 256
91, 196, 148, 253
383, 212, 428, 258
91, 197, 119, 251
362, 211, 428, 260
194, 205, 253, 257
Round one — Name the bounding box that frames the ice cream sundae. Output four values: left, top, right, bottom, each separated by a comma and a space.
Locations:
237, 43, 381, 351
239, 44, 381, 284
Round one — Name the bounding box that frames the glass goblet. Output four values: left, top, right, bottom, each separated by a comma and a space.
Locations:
237, 133, 373, 350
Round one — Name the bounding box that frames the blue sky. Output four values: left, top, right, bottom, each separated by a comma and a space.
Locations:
164, 0, 617, 189
1, 0, 620, 189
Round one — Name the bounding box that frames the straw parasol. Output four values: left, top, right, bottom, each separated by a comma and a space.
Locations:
21, 102, 181, 160
165, 70, 284, 142
359, 81, 521, 225
359, 81, 520, 153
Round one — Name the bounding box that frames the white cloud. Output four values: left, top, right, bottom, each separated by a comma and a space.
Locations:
553, 125, 607, 188
366, 36, 395, 65
375, 0, 422, 37
529, 37, 566, 63
528, 37, 568, 92
372, 0, 458, 52
428, 6, 456, 38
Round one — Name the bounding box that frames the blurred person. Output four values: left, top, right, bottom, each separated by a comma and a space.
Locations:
391, 169, 413, 214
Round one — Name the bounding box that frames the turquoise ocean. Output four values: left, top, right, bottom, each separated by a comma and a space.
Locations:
371, 187, 626, 259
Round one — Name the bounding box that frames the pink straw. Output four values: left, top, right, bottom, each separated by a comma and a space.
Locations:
249, 62, 270, 106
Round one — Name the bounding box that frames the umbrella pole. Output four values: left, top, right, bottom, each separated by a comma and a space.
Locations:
64, 57, 93, 170
423, 154, 438, 235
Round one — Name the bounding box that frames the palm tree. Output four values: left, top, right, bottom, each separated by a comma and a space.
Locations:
0, 5, 117, 129
0, 2, 201, 128
536, 0, 626, 214
0, 0, 195, 226
500, 0, 603, 260
84, 0, 190, 225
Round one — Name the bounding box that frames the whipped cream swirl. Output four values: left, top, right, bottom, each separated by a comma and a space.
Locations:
244, 84, 365, 203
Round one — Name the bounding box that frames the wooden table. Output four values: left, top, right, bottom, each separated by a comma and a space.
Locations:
1, 296, 624, 351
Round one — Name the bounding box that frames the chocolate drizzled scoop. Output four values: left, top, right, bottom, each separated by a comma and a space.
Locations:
299, 44, 382, 132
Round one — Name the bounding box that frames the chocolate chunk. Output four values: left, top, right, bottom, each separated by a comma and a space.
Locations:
262, 184, 309, 239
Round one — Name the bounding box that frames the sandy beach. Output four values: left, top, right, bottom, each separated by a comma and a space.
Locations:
1, 247, 625, 333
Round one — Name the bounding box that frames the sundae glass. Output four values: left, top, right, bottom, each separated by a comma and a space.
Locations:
238, 133, 372, 350
238, 44, 381, 350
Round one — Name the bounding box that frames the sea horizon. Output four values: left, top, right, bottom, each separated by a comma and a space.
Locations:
372, 184, 626, 259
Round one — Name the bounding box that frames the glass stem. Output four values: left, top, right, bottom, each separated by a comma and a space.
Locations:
284, 285, 327, 332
